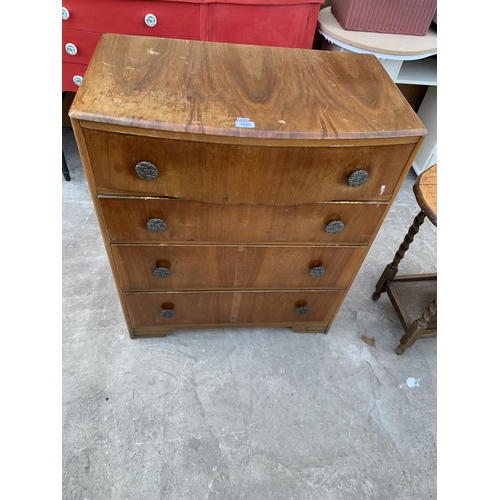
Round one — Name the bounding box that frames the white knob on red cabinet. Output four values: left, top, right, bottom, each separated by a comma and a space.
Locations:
144, 14, 157, 27
65, 43, 78, 56
73, 75, 83, 86
62, 7, 69, 20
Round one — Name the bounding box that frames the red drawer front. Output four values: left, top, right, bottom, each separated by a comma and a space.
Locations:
62, 30, 103, 65
207, 3, 318, 48
63, 61, 87, 92
62, 0, 201, 38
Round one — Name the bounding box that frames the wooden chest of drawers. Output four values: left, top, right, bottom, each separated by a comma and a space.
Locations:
69, 33, 426, 338
62, 0, 323, 91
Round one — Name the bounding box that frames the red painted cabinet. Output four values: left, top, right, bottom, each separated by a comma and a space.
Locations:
62, 0, 323, 91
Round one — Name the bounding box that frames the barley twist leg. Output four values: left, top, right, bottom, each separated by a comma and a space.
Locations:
396, 298, 437, 354
372, 211, 426, 300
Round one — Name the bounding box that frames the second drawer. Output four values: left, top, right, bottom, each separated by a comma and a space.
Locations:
112, 244, 366, 290
100, 197, 388, 244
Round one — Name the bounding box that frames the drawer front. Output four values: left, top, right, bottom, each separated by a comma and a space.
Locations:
100, 197, 387, 244
207, 3, 315, 48
112, 244, 366, 291
62, 29, 103, 65
83, 129, 414, 203
62, 0, 201, 38
124, 290, 344, 327
63, 61, 87, 92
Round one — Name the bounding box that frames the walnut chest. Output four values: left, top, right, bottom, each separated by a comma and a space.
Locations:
69, 33, 426, 338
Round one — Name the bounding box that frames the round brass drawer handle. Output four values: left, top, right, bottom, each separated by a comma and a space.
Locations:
135, 161, 158, 180
326, 220, 344, 234
296, 306, 309, 315
348, 169, 369, 187
147, 218, 167, 232
310, 266, 325, 278
154, 267, 171, 278
160, 309, 175, 319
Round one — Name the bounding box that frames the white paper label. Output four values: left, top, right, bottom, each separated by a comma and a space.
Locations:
235, 117, 255, 128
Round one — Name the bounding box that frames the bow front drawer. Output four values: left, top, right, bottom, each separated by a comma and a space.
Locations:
83, 128, 415, 204
124, 290, 345, 328
112, 244, 366, 291
99, 197, 388, 244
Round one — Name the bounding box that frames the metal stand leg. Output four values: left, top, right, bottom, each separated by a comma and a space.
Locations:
372, 210, 426, 300
396, 298, 437, 355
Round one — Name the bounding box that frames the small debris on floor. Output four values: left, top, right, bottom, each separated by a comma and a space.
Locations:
407, 377, 420, 388
361, 335, 376, 347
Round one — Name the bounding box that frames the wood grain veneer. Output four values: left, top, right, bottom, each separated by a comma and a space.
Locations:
111, 244, 365, 291
70, 34, 425, 140
69, 34, 426, 338
99, 198, 388, 244
82, 127, 414, 203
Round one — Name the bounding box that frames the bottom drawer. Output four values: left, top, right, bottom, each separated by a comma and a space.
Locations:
124, 290, 345, 332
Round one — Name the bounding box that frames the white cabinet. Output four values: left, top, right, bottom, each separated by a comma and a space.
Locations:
411, 86, 437, 175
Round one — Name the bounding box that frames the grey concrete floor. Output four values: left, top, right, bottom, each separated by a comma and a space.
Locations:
62, 126, 437, 500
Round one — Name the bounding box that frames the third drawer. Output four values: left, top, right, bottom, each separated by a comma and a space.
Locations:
111, 244, 366, 291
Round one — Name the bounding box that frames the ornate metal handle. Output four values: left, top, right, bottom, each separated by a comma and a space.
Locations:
135, 161, 158, 180
325, 220, 344, 234
348, 169, 369, 187
160, 309, 175, 319
296, 306, 309, 315
154, 267, 171, 278
147, 218, 167, 232
310, 266, 325, 278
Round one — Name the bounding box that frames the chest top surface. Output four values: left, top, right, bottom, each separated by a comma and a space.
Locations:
69, 33, 425, 141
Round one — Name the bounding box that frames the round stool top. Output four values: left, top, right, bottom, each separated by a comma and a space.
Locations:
413, 164, 437, 226
317, 8, 438, 57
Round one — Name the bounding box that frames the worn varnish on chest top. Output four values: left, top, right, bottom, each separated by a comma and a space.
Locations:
69, 34, 426, 338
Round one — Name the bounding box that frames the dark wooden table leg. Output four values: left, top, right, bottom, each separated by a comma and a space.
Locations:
62, 150, 71, 181
62, 91, 71, 181
395, 298, 437, 354
372, 210, 426, 300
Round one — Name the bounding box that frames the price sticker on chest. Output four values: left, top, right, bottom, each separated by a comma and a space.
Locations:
235, 117, 255, 128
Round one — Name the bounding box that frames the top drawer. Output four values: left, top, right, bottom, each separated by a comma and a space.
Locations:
61, 0, 200, 39
82, 128, 415, 204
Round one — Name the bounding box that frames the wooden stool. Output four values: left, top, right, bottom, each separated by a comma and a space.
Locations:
372, 165, 437, 354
